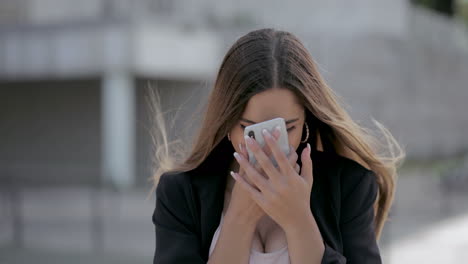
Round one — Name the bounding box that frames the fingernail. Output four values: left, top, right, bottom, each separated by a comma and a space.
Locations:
244, 135, 253, 145
262, 129, 271, 139
238, 143, 243, 152
307, 143, 311, 153
233, 152, 242, 161
230, 171, 237, 180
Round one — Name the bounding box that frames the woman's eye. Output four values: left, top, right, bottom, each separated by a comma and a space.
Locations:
240, 125, 295, 132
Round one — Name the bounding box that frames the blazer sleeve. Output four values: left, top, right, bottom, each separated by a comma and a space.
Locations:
152, 172, 205, 264
321, 168, 382, 264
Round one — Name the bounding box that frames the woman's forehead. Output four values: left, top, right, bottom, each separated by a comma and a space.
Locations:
242, 89, 304, 121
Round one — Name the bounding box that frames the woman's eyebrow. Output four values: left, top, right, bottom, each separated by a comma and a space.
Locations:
240, 118, 299, 125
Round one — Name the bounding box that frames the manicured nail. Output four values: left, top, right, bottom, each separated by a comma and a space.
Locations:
244, 135, 253, 145
262, 129, 271, 139
230, 171, 237, 180
233, 152, 242, 161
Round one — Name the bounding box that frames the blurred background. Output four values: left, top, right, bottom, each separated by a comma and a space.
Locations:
1, 0, 467, 263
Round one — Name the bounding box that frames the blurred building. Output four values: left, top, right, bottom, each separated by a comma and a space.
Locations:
2, 0, 468, 189
1, 0, 468, 191
0, 0, 222, 188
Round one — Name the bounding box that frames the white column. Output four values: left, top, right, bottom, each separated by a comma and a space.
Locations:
101, 72, 135, 189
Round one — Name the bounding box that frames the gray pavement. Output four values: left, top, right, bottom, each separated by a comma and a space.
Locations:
0, 187, 155, 263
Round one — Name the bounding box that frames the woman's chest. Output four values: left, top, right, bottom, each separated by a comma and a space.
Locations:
223, 189, 288, 253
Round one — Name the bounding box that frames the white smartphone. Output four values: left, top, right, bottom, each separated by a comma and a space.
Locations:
243, 117, 290, 167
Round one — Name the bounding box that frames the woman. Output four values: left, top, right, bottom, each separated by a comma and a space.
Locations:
151, 28, 404, 263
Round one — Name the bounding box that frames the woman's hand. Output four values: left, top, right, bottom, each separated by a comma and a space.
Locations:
231, 126, 314, 232
226, 141, 265, 226
227, 130, 301, 228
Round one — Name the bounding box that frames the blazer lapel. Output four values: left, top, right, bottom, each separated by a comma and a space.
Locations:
190, 137, 233, 257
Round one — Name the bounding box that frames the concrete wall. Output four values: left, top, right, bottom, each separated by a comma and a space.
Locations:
0, 78, 211, 187
0, 80, 102, 186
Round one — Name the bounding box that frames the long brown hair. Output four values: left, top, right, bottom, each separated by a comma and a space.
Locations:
148, 28, 405, 240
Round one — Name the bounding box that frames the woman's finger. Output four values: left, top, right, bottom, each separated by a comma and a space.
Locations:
239, 143, 266, 186
287, 145, 298, 166
263, 128, 295, 178
233, 151, 271, 193
238, 143, 251, 184
295, 163, 300, 173
230, 171, 263, 201
245, 135, 282, 184
300, 143, 314, 186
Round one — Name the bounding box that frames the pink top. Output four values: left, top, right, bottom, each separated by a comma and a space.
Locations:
208, 213, 291, 264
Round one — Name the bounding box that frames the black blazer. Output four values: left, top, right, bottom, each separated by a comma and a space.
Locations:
152, 136, 382, 263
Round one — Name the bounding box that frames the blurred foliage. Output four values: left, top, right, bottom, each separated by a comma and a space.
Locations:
457, 0, 468, 24
400, 151, 468, 182
411, 0, 455, 16
411, 0, 468, 25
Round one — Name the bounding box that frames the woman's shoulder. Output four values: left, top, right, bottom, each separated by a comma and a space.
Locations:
156, 168, 217, 199
158, 170, 191, 183
155, 170, 194, 200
